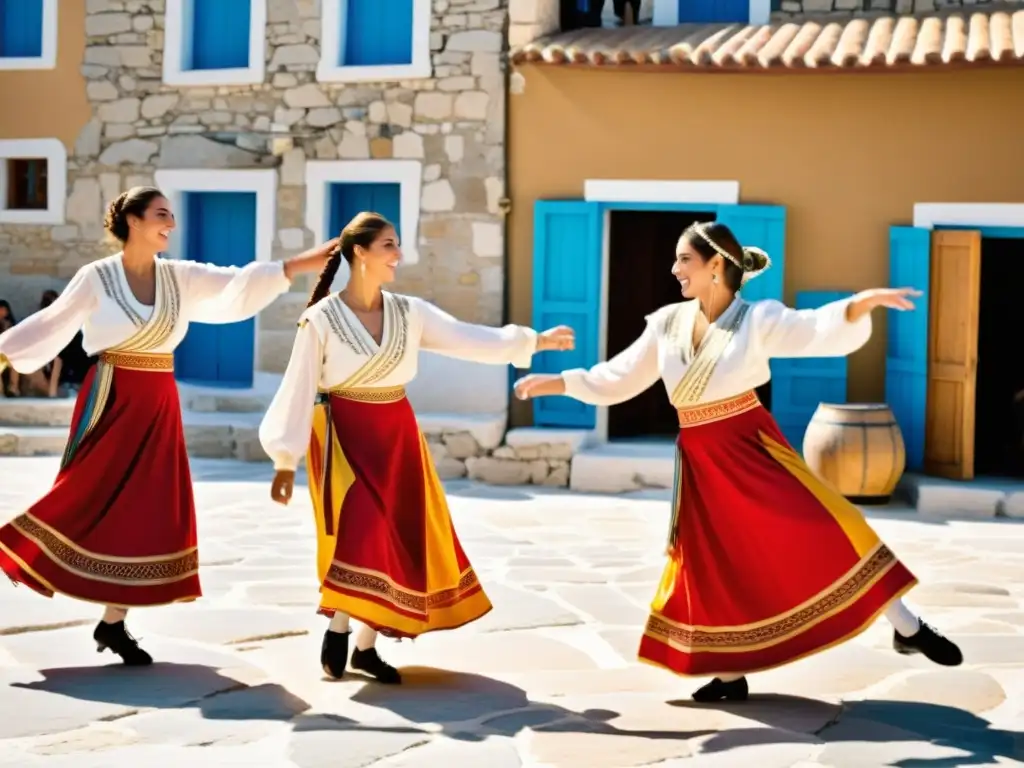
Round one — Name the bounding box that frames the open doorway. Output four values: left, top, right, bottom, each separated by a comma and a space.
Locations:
606, 210, 711, 439
974, 237, 1024, 477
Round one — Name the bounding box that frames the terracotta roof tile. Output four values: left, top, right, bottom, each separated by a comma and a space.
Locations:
509, 7, 1024, 71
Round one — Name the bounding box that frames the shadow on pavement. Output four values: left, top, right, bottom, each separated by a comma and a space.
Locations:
670, 695, 1022, 767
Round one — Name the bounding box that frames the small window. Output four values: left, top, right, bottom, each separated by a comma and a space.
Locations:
163, 0, 266, 86
190, 0, 251, 70
6, 158, 48, 211
342, 3, 413, 67
0, 0, 43, 57
329, 182, 402, 239
305, 160, 422, 266
0, 0, 56, 70
318, 0, 431, 84
0, 139, 65, 224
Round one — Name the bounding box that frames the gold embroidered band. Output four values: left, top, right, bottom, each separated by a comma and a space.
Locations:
100, 351, 174, 371
676, 390, 760, 427
325, 385, 407, 403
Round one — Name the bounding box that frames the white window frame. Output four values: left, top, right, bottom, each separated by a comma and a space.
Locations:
913, 203, 1024, 229
0, 0, 57, 70
0, 138, 67, 225
317, 0, 432, 84
305, 160, 423, 287
153, 168, 278, 375
162, 0, 267, 87
653, 0, 770, 26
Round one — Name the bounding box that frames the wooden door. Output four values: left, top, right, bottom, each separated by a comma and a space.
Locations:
925, 230, 981, 479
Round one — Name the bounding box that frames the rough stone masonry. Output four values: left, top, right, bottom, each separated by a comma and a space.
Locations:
0, 0, 509, 375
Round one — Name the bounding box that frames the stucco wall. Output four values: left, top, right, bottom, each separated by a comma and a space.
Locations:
507, 65, 1024, 424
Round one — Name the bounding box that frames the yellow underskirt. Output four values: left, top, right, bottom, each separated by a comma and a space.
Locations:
308, 403, 491, 636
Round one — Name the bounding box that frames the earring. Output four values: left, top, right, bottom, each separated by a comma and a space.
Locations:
360, 260, 366, 277
712, 274, 719, 284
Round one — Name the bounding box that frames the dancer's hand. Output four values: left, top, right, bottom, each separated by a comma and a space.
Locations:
536, 326, 575, 353
271, 470, 295, 505
513, 373, 566, 400
848, 287, 922, 321
283, 237, 341, 280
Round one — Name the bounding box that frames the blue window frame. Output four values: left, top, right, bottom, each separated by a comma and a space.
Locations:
340, 0, 414, 67
189, 0, 251, 70
0, 0, 44, 58
678, 0, 749, 23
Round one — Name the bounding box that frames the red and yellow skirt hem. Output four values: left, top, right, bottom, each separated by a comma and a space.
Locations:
0, 352, 202, 607
639, 390, 918, 677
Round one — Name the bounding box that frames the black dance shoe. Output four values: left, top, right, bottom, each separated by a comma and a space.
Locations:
692, 676, 749, 703
893, 622, 963, 666
93, 620, 152, 666
351, 646, 402, 684
321, 629, 350, 679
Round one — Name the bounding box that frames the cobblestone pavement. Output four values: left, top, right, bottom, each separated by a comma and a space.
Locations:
0, 457, 1022, 767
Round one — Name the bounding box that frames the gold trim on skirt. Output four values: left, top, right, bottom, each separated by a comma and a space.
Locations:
325, 385, 407, 404
676, 390, 760, 428
100, 351, 174, 371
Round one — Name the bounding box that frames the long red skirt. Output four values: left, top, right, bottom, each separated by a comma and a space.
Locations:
639, 390, 917, 677
307, 387, 490, 638
0, 352, 200, 607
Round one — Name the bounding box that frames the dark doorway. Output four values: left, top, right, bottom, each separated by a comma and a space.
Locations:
974, 237, 1024, 477
606, 210, 712, 439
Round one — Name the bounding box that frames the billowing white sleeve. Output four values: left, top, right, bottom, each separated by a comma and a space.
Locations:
258, 320, 323, 472
562, 323, 661, 407
182, 260, 292, 324
0, 267, 97, 374
418, 298, 538, 369
755, 298, 872, 359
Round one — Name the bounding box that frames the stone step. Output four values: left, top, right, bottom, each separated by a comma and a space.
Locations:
569, 441, 676, 493
0, 412, 274, 462
898, 473, 1024, 519
0, 397, 76, 427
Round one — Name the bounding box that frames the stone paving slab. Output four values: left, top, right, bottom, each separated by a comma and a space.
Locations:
0, 457, 1022, 766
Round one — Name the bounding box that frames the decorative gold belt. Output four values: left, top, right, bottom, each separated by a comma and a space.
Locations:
323, 385, 406, 404
676, 390, 760, 428
100, 351, 174, 371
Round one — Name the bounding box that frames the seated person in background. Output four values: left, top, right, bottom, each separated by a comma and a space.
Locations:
0, 292, 64, 397
57, 330, 96, 393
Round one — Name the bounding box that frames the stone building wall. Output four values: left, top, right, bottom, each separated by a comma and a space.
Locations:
0, 0, 508, 374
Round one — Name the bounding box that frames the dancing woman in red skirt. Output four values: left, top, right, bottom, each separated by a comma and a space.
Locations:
515, 221, 963, 702
259, 212, 574, 683
0, 186, 335, 666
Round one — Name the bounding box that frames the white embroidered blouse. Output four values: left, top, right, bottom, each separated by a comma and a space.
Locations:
562, 297, 872, 408
259, 291, 539, 471
0, 254, 291, 373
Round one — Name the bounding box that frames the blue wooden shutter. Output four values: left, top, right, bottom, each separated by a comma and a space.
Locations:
175, 192, 258, 387
329, 183, 401, 239
678, 0, 749, 23
343, 0, 414, 67
191, 0, 251, 70
886, 226, 930, 471
0, 0, 44, 58
715, 204, 786, 303
771, 290, 853, 450
532, 200, 602, 428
